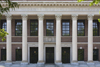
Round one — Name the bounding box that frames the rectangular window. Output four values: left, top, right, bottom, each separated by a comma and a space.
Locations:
78, 49, 84, 61
93, 49, 99, 61
15, 20, 22, 36
93, 20, 99, 36
30, 20, 38, 36
46, 20, 54, 36
16, 49, 22, 61
1, 49, 6, 61
77, 20, 85, 36
62, 20, 70, 36
1, 20, 6, 31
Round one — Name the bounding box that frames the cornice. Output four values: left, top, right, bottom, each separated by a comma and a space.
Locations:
1, 1, 100, 7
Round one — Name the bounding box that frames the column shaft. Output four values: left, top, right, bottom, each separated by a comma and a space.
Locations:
22, 14, 28, 62
72, 14, 78, 62
55, 14, 62, 63
88, 14, 93, 62
6, 15, 12, 62
38, 14, 44, 63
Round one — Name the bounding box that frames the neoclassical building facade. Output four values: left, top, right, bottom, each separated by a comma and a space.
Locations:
0, 1, 100, 65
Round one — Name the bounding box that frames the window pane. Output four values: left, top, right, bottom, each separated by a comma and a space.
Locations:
30, 20, 38, 36
15, 20, 22, 36
93, 20, 99, 36
1, 49, 6, 61
46, 20, 54, 36
93, 49, 99, 61
62, 20, 70, 36
1, 20, 7, 31
77, 20, 85, 36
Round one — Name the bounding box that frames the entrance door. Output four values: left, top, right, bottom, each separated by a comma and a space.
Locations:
46, 47, 54, 63
1, 49, 6, 61
62, 47, 70, 63
93, 49, 99, 61
78, 49, 84, 61
30, 47, 38, 63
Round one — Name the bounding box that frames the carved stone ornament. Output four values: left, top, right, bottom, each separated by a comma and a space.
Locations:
21, 14, 28, 20
71, 14, 78, 20
5, 14, 12, 20
37, 14, 44, 20
87, 14, 94, 20
55, 14, 62, 20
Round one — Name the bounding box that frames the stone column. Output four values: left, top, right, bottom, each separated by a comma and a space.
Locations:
87, 14, 94, 64
72, 14, 78, 64
6, 14, 12, 64
55, 14, 62, 64
37, 14, 44, 64
21, 14, 28, 64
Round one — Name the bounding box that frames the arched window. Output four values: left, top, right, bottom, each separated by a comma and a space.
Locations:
1, 20, 6, 31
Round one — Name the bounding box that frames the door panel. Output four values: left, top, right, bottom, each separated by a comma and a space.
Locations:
1, 49, 6, 61
16, 49, 22, 61
46, 47, 54, 63
30, 47, 38, 63
93, 49, 99, 61
62, 47, 70, 63
78, 49, 84, 61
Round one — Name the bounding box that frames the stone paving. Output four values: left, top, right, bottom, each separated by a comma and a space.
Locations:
0, 63, 100, 67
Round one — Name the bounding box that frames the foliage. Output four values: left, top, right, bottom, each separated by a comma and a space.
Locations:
77, 0, 100, 22
0, 29, 8, 41
0, 0, 19, 41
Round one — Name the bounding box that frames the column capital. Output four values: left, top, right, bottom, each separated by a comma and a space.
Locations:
5, 14, 12, 20
87, 14, 94, 20
21, 14, 28, 20
71, 14, 78, 20
55, 14, 62, 20
37, 14, 44, 20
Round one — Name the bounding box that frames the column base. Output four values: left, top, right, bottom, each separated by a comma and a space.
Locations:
87, 61, 94, 65
71, 61, 78, 65
21, 61, 28, 64
55, 61, 62, 65
37, 61, 44, 64
5, 61, 12, 64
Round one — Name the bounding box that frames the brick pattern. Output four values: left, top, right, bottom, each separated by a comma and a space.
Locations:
12, 37, 22, 42
28, 37, 38, 42
12, 44, 22, 61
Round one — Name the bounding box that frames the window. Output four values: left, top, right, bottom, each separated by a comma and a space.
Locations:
15, 20, 22, 36
1, 20, 6, 31
30, 20, 38, 36
93, 49, 99, 61
93, 20, 99, 36
62, 20, 70, 36
1, 49, 6, 61
16, 49, 22, 61
78, 49, 84, 61
77, 20, 85, 36
46, 20, 54, 36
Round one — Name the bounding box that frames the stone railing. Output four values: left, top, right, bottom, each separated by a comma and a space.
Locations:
44, 36, 56, 42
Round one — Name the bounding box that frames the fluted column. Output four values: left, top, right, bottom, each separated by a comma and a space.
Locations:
87, 14, 94, 63
37, 14, 44, 64
21, 14, 28, 64
55, 14, 62, 64
6, 14, 12, 64
72, 14, 78, 63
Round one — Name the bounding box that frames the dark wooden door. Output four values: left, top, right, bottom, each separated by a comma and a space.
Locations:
46, 47, 54, 63
16, 49, 22, 61
78, 49, 84, 61
93, 49, 99, 61
1, 49, 6, 61
62, 47, 70, 63
30, 47, 38, 63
